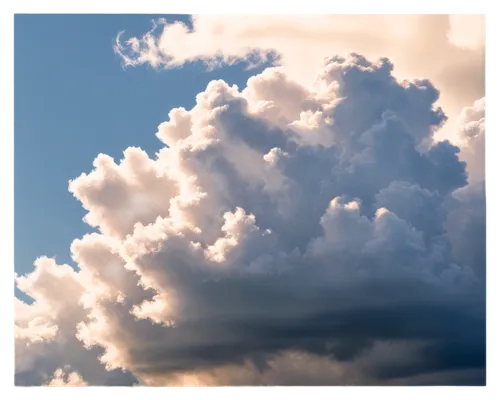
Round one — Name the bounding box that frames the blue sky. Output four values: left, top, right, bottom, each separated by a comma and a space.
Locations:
15, 14, 269, 284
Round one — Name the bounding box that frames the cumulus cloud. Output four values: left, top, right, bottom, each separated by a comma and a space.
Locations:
114, 15, 485, 143
46, 367, 88, 387
445, 97, 486, 280
15, 53, 485, 386
457, 97, 485, 183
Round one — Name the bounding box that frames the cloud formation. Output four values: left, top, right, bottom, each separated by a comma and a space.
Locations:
115, 15, 485, 143
46, 368, 88, 387
15, 52, 485, 386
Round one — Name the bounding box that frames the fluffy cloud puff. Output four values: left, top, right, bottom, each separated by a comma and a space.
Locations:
45, 368, 88, 387
15, 53, 485, 386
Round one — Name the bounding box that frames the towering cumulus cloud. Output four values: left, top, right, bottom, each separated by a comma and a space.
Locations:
15, 54, 486, 386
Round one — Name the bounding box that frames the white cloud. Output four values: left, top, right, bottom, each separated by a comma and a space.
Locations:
458, 97, 485, 183
16, 53, 485, 386
444, 96, 485, 281
46, 367, 88, 387
114, 15, 485, 144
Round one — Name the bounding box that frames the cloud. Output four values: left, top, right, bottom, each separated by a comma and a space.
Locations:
447, 15, 485, 51
15, 53, 485, 386
114, 15, 485, 143
443, 96, 486, 280
457, 97, 485, 183
45, 367, 88, 387
14, 255, 138, 386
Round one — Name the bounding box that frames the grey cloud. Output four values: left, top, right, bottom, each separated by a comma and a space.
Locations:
16, 53, 485, 386
375, 181, 445, 237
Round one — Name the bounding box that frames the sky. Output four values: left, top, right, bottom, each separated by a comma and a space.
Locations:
14, 14, 486, 387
